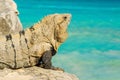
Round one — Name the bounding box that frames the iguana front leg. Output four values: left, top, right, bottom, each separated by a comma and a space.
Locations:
38, 47, 64, 71
40, 50, 52, 69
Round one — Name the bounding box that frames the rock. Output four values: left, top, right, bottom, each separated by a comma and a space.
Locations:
0, 66, 79, 80
0, 0, 23, 35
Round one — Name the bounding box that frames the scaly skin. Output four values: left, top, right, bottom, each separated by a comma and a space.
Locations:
0, 13, 71, 69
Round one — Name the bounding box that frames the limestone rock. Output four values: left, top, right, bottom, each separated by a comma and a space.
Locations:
0, 66, 79, 80
0, 0, 23, 35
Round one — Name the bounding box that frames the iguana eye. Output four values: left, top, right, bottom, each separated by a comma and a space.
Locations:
64, 16, 67, 20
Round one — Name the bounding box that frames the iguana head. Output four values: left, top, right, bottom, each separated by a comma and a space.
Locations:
51, 13, 71, 51
54, 14, 71, 43
33, 13, 71, 51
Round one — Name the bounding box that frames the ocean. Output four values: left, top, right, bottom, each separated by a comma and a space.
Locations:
14, 0, 120, 80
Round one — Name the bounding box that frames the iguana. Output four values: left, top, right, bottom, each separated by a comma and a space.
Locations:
0, 13, 71, 70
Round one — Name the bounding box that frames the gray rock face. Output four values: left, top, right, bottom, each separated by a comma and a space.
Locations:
0, 0, 23, 35
0, 66, 79, 80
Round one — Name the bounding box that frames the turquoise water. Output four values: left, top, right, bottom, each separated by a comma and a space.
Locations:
15, 0, 120, 80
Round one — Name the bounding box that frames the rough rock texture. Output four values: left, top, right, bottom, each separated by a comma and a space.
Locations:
0, 66, 79, 80
0, 0, 23, 35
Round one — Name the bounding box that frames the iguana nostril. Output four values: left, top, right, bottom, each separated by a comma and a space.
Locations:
64, 16, 67, 20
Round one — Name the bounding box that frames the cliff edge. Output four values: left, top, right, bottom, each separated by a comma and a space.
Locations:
0, 66, 79, 80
